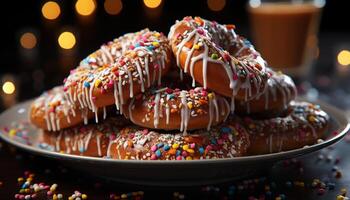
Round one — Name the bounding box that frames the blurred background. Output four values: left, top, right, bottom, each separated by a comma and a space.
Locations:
1, 0, 350, 111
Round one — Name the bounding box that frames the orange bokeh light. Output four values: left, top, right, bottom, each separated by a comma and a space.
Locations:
143, 0, 162, 9
104, 0, 123, 15
20, 32, 37, 49
42, 1, 61, 20
75, 0, 96, 16
207, 0, 226, 11
337, 50, 350, 66
58, 32, 76, 50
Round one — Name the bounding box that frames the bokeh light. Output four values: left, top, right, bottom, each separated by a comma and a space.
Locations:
104, 0, 123, 15
337, 50, 350, 66
41, 1, 61, 20
20, 32, 37, 49
249, 0, 261, 8
207, 0, 226, 11
143, 0, 162, 9
75, 0, 96, 16
58, 32, 76, 50
2, 81, 15, 95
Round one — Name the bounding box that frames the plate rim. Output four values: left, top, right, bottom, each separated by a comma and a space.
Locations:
1, 98, 349, 165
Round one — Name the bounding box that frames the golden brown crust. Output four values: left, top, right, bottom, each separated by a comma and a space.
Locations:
168, 17, 269, 104
109, 124, 249, 160
31, 19, 329, 160
123, 87, 230, 132
29, 86, 94, 131
40, 117, 131, 157
38, 101, 329, 158
39, 117, 250, 159
235, 70, 297, 117
63, 29, 173, 114
237, 101, 330, 155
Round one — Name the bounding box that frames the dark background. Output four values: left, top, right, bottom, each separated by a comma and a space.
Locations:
1, 0, 350, 111
1, 1, 350, 199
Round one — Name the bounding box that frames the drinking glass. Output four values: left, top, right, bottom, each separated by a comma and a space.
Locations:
247, 0, 325, 78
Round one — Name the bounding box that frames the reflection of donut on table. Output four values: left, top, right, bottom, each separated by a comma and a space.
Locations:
238, 101, 330, 155
39, 117, 250, 160
63, 29, 173, 120
123, 86, 230, 133
168, 16, 270, 111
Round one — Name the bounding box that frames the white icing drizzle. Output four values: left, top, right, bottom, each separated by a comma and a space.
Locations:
113, 81, 120, 110
165, 103, 170, 125
169, 17, 268, 113
207, 96, 214, 130
126, 87, 229, 133
144, 56, 151, 87
103, 106, 107, 120
117, 73, 124, 114
106, 140, 116, 158
96, 135, 102, 156
35, 86, 79, 131
153, 93, 161, 128
180, 91, 189, 134
94, 107, 99, 123
84, 131, 93, 150
62, 29, 170, 128
245, 71, 297, 113
135, 60, 145, 92
128, 98, 136, 123
55, 131, 62, 151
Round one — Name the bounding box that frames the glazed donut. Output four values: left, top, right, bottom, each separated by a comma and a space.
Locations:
39, 117, 250, 159
63, 29, 172, 121
30, 86, 94, 131
235, 70, 297, 117
168, 16, 270, 111
77, 30, 146, 70
123, 86, 230, 133
236, 101, 329, 155
39, 117, 130, 157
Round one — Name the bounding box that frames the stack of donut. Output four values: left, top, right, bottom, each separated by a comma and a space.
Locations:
30, 17, 330, 160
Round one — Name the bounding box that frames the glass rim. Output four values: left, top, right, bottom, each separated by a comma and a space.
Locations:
248, 0, 326, 8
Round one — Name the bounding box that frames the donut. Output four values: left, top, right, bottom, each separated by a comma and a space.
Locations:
235, 70, 297, 117
237, 101, 329, 155
123, 86, 230, 133
30, 86, 94, 131
77, 30, 145, 70
168, 16, 270, 111
39, 117, 130, 157
63, 29, 172, 122
39, 117, 250, 159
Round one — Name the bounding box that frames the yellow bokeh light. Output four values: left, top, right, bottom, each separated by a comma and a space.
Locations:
207, 0, 226, 11
58, 32, 76, 50
337, 50, 350, 66
2, 81, 15, 95
143, 0, 162, 9
42, 1, 61, 20
20, 32, 37, 49
75, 0, 96, 16
104, 0, 123, 15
